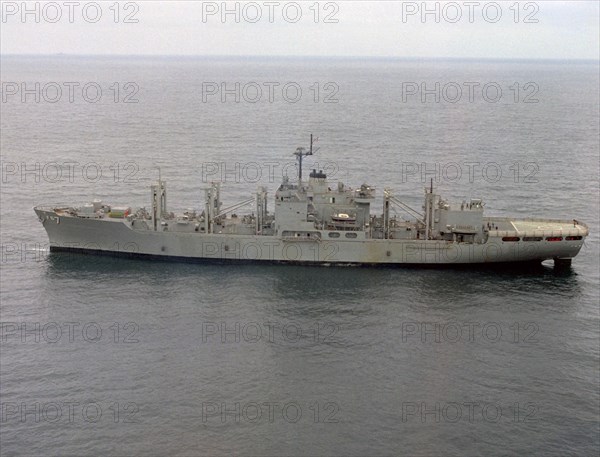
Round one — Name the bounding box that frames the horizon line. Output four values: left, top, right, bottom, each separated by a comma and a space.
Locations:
1, 53, 598, 63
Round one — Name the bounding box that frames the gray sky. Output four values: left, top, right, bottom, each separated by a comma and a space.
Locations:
1, 1, 598, 59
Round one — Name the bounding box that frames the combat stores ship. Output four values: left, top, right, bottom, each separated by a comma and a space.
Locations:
35, 137, 588, 268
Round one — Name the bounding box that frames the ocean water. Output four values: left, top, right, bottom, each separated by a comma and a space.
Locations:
1, 56, 599, 456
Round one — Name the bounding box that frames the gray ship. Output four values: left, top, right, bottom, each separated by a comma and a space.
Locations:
35, 136, 589, 268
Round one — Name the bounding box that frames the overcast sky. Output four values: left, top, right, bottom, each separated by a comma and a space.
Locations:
1, 1, 598, 59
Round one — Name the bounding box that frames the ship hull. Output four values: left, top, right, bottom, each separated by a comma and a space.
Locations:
34, 208, 586, 267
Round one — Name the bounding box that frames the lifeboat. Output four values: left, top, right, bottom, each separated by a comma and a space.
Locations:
331, 213, 356, 223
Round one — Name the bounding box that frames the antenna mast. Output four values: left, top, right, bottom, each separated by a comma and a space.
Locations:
293, 134, 316, 185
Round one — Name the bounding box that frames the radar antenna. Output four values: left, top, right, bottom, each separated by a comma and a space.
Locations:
293, 134, 320, 184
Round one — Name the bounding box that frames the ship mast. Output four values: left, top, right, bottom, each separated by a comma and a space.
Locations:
424, 178, 435, 240
151, 167, 167, 231
293, 134, 318, 185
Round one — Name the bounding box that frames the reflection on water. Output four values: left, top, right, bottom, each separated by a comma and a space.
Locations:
42, 250, 583, 318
